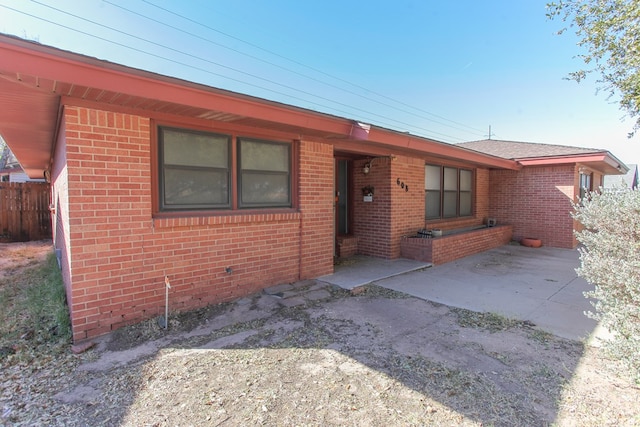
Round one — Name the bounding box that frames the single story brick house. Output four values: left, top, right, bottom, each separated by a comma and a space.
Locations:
0, 34, 627, 341
457, 139, 629, 248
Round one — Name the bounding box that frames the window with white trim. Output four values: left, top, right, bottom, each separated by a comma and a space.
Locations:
579, 171, 592, 201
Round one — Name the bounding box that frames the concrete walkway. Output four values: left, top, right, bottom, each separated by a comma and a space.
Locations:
320, 245, 602, 342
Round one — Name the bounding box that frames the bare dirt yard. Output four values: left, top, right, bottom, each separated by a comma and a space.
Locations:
1, 241, 639, 426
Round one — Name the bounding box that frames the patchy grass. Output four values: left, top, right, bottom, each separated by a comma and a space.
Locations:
452, 308, 520, 332
0, 252, 71, 357
529, 328, 554, 345
2, 243, 639, 426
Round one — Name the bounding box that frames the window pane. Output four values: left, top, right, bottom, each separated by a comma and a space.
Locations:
460, 192, 472, 216
425, 165, 441, 190
443, 191, 457, 217
163, 129, 228, 168
460, 169, 472, 191
241, 139, 289, 171
444, 167, 457, 191
164, 168, 228, 206
238, 138, 291, 208
426, 191, 441, 219
241, 172, 290, 205
159, 127, 230, 210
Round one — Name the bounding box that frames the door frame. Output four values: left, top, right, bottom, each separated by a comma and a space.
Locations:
334, 158, 354, 251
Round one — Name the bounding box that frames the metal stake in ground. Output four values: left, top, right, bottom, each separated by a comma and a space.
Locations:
157, 275, 171, 329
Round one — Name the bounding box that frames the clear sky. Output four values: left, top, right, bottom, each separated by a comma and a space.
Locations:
1, 0, 638, 167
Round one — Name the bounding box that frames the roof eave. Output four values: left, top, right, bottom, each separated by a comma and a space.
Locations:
516, 152, 629, 175
0, 33, 520, 174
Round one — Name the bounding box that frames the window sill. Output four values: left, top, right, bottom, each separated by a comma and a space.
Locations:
152, 208, 300, 229
425, 215, 475, 224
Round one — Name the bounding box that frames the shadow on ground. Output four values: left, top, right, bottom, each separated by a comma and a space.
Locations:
55, 281, 586, 426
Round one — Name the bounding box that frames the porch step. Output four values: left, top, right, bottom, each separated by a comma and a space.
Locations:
336, 236, 358, 258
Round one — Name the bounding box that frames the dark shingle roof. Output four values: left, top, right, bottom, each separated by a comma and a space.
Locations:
457, 139, 603, 160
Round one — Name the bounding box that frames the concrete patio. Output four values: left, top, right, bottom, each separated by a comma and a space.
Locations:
320, 244, 603, 342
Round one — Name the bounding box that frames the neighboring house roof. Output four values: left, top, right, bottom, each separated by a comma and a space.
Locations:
603, 164, 639, 189
0, 143, 21, 174
0, 143, 46, 182
0, 33, 519, 178
458, 139, 628, 176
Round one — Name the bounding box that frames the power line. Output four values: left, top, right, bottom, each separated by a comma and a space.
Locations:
105, 0, 469, 135
10, 1, 467, 141
1, 2, 471, 141
140, 0, 487, 136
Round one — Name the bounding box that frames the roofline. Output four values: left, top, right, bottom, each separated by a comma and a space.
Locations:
0, 34, 354, 136
0, 33, 520, 171
516, 152, 629, 174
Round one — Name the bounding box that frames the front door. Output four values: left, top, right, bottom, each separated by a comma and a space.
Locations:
335, 159, 350, 237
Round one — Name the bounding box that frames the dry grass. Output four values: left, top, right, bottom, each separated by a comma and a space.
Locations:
1, 243, 639, 426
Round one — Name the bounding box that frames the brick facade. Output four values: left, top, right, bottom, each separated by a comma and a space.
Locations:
55, 106, 334, 342
351, 158, 493, 259
489, 165, 578, 248
352, 156, 428, 259
52, 105, 595, 342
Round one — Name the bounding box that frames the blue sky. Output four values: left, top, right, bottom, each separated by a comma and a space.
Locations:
1, 0, 638, 166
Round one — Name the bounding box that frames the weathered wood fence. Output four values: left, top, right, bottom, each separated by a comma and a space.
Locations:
0, 182, 51, 242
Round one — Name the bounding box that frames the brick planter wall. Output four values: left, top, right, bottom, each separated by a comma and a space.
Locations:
401, 225, 513, 265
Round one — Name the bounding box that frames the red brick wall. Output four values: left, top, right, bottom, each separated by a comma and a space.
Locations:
400, 225, 512, 265
352, 156, 425, 259
475, 168, 490, 222
389, 156, 428, 258
489, 165, 577, 248
62, 106, 334, 342
352, 159, 494, 259
51, 119, 72, 307
353, 157, 393, 258
298, 140, 335, 277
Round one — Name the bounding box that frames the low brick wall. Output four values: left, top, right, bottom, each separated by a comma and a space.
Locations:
400, 225, 513, 265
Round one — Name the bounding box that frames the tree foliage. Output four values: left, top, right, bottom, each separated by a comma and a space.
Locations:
573, 188, 640, 382
547, 0, 640, 136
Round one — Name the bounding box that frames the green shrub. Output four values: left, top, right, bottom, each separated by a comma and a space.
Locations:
573, 187, 640, 382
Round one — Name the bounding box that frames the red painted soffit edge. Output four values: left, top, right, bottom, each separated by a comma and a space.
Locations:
0, 34, 520, 171
516, 152, 628, 175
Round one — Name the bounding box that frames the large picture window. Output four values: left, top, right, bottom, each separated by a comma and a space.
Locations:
425, 165, 473, 219
158, 126, 292, 212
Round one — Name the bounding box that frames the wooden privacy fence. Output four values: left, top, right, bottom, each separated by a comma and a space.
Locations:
0, 182, 51, 242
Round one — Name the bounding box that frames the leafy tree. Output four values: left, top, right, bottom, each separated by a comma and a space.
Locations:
547, 1, 640, 136
573, 188, 640, 382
